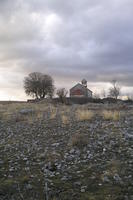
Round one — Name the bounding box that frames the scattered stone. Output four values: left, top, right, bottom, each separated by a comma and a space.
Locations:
125, 133, 133, 140
74, 181, 81, 186
26, 184, 33, 190
51, 143, 60, 147
0, 103, 133, 199
19, 108, 34, 115
81, 186, 87, 193
61, 176, 68, 181
81, 188, 85, 193
69, 148, 75, 154
103, 175, 110, 183
113, 174, 122, 182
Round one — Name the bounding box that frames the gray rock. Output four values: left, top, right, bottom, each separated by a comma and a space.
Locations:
125, 133, 133, 140
26, 184, 33, 190
19, 109, 34, 115
61, 176, 68, 181
74, 181, 81, 186
113, 174, 122, 182
39, 153, 46, 159
81, 186, 87, 193
57, 163, 61, 169
0, 160, 4, 165
81, 188, 85, 193
69, 148, 75, 154
23, 157, 28, 161
103, 175, 110, 183
51, 143, 60, 147
9, 167, 14, 172
75, 149, 81, 156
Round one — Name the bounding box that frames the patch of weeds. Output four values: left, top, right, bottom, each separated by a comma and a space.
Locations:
102, 110, 120, 121
50, 112, 57, 119
106, 159, 121, 176
76, 110, 94, 121
18, 175, 30, 184
71, 133, 88, 148
0, 178, 16, 194
61, 115, 69, 125
79, 192, 96, 200
0, 112, 4, 120
50, 107, 57, 119
45, 152, 60, 163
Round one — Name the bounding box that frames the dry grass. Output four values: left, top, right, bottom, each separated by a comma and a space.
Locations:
0, 102, 49, 113
0, 102, 124, 123
107, 159, 121, 174
101, 160, 121, 181
50, 107, 57, 119
3, 113, 35, 123
76, 109, 94, 121
71, 133, 87, 148
50, 112, 56, 119
0, 102, 51, 122
102, 110, 120, 121
61, 115, 69, 125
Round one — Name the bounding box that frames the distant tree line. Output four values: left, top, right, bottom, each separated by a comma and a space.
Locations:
24, 72, 131, 102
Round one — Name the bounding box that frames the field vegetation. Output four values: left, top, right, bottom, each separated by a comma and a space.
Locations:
0, 101, 133, 199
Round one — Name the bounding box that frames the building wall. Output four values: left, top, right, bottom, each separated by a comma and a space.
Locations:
88, 90, 92, 98
70, 84, 92, 98
70, 89, 85, 97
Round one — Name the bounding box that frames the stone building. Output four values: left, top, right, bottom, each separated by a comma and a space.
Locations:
70, 79, 93, 98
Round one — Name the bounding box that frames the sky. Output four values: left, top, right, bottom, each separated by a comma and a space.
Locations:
0, 0, 133, 100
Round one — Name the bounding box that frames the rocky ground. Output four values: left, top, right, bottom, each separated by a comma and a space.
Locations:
0, 103, 133, 200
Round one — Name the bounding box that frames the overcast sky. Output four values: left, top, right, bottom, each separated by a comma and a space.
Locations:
0, 0, 133, 100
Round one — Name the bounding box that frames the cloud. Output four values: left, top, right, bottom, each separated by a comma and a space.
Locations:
0, 0, 133, 99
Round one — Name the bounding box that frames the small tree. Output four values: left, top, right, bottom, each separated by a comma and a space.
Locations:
109, 80, 120, 99
56, 88, 68, 103
101, 89, 106, 98
24, 72, 54, 99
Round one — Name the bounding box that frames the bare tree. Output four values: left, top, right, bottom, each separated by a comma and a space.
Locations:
101, 89, 106, 98
24, 72, 54, 99
109, 80, 121, 99
56, 88, 68, 103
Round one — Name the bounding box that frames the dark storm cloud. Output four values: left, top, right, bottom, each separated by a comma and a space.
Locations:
0, 0, 133, 99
